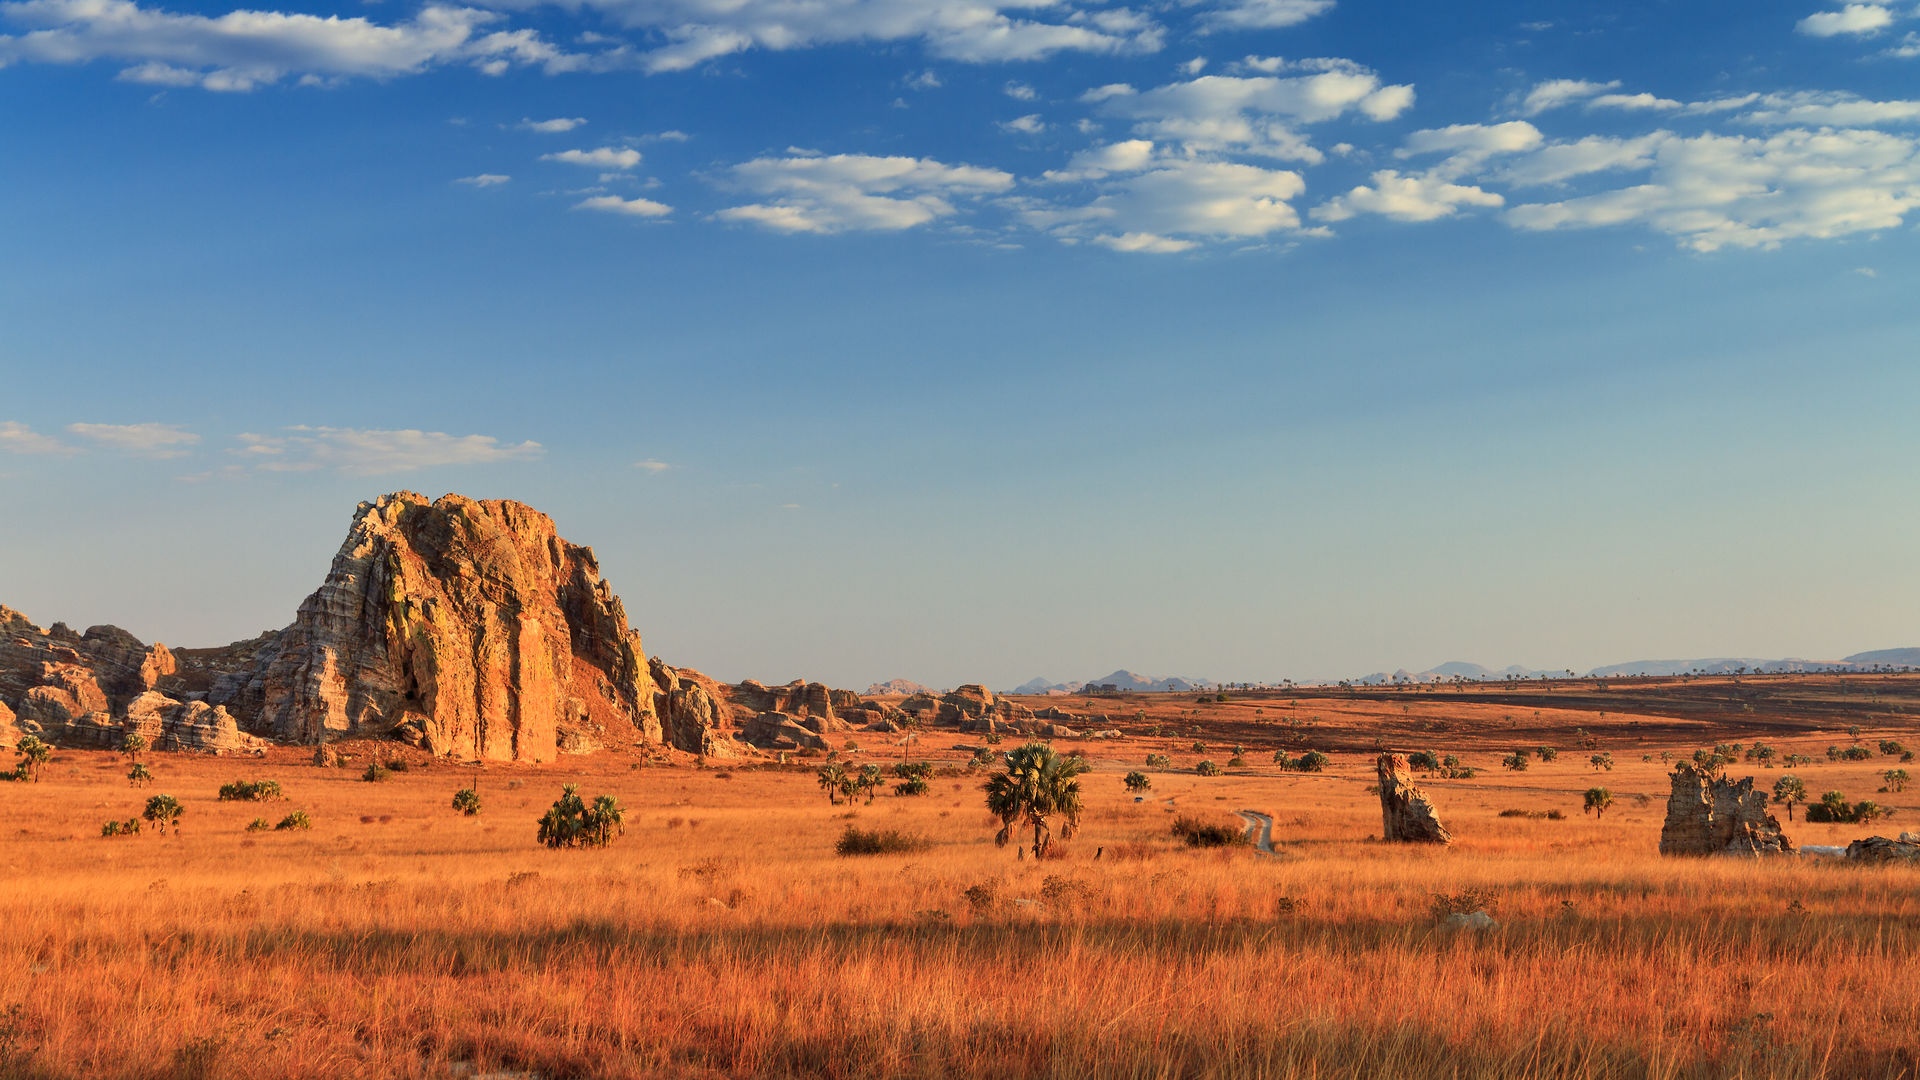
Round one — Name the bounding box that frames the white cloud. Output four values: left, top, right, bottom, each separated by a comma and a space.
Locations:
1099, 67, 1414, 164
906, 68, 940, 89
541, 146, 642, 169
65, 421, 199, 457
0, 421, 77, 455
1494, 133, 1664, 186
1502, 127, 1920, 251
1081, 82, 1135, 102
541, 0, 1166, 73
1796, 3, 1896, 37
1004, 79, 1035, 100
1023, 158, 1306, 248
0, 0, 586, 90
1400, 121, 1543, 160
1041, 138, 1157, 180
1001, 113, 1046, 134
633, 458, 672, 472
232, 426, 543, 474
1590, 92, 1680, 111
1736, 90, 1920, 127
575, 193, 672, 216
715, 152, 1013, 233
518, 116, 585, 132
1193, 0, 1335, 32
1891, 30, 1920, 56
456, 173, 511, 186
1313, 170, 1503, 222
1519, 78, 1620, 116
1855, 266, 1878, 276
1178, 56, 1205, 75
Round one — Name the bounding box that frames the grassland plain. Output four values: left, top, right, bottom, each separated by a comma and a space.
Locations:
1, 677, 1917, 1079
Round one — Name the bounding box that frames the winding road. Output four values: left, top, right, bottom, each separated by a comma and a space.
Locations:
1235, 810, 1275, 855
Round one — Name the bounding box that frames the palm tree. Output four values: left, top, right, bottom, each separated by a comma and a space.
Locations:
816, 763, 847, 805
128, 762, 152, 788
858, 764, 884, 804
1772, 775, 1806, 820
15, 735, 50, 782
985, 742, 1088, 858
1583, 787, 1613, 818
121, 732, 148, 763
142, 794, 183, 836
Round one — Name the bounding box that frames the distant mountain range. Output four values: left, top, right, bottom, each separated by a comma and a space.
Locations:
1010, 670, 1210, 695
1349, 648, 1920, 684
863, 679, 934, 696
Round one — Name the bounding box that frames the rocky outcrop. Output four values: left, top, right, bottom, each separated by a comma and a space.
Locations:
864, 679, 932, 697
1376, 753, 1452, 844
1659, 764, 1793, 856
1845, 835, 1920, 863
121, 690, 261, 753
0, 698, 18, 748
650, 657, 744, 758
740, 711, 831, 752
731, 679, 837, 723
939, 685, 995, 720
206, 492, 659, 762
1034, 706, 1078, 722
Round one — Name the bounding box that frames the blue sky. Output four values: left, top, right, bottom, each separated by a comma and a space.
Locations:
2, 0, 1917, 688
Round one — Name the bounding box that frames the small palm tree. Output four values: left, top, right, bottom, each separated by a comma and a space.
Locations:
121, 732, 148, 763
985, 742, 1088, 859
1884, 768, 1909, 793
1583, 787, 1613, 818
858, 764, 884, 804
15, 735, 51, 783
1123, 771, 1151, 793
584, 794, 624, 847
451, 786, 482, 816
142, 794, 184, 835
537, 785, 588, 848
816, 763, 847, 805
128, 762, 152, 788
1772, 775, 1806, 820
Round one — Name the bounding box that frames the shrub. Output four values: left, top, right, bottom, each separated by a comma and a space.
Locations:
1535, 747, 1558, 762
1171, 815, 1248, 848
274, 811, 312, 831
893, 761, 935, 781
1194, 760, 1223, 777
834, 825, 929, 856
1879, 740, 1906, 757
1502, 751, 1529, 771
127, 762, 152, 788
1190, 741, 1207, 753
142, 794, 184, 835
893, 777, 931, 796
967, 748, 997, 770
217, 779, 283, 802
362, 763, 391, 783
1123, 771, 1152, 793
14, 735, 50, 783
1146, 753, 1172, 768
1408, 750, 1441, 771
1883, 769, 1909, 793
1294, 750, 1330, 773
120, 732, 148, 762
1272, 750, 1292, 767
101, 818, 140, 837
1227, 756, 1247, 767
1589, 752, 1614, 772
536, 785, 624, 848
451, 787, 482, 815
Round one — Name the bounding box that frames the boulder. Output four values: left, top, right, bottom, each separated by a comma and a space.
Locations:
1658, 764, 1793, 856
1047, 724, 1081, 739
828, 688, 862, 710
1845, 836, 1920, 863
0, 698, 19, 748
900, 692, 939, 715
207, 492, 661, 762
739, 711, 829, 752
1034, 706, 1077, 722
1376, 753, 1452, 845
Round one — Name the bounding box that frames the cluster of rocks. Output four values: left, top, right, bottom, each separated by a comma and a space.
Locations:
0, 606, 259, 754
1375, 753, 1452, 844
1659, 763, 1794, 856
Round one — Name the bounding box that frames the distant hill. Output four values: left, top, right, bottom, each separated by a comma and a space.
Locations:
1008, 670, 1209, 694
863, 679, 933, 696
1843, 647, 1920, 668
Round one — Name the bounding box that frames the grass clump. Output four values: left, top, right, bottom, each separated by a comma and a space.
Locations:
834, 825, 931, 856
216, 779, 283, 802
1171, 814, 1249, 848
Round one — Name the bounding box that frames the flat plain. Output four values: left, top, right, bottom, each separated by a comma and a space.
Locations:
2, 673, 1916, 1080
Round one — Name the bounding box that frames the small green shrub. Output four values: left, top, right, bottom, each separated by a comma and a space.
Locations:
1145, 753, 1172, 768
1171, 815, 1247, 848
1194, 760, 1223, 777
274, 811, 312, 831
142, 794, 184, 835
451, 787, 482, 815
101, 818, 141, 837
1293, 750, 1330, 773
1123, 771, 1151, 793
362, 764, 390, 783
834, 825, 930, 856
217, 779, 284, 802
893, 777, 931, 796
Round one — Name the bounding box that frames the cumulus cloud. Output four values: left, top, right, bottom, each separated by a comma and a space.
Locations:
65, 421, 199, 457
456, 173, 511, 186
532, 0, 1166, 73
0, 0, 586, 90
715, 152, 1013, 233
1004, 79, 1035, 100
1519, 78, 1621, 116
1021, 158, 1306, 250
1502, 127, 1920, 251
1796, 3, 1896, 37
541, 146, 641, 169
575, 193, 672, 216
1000, 113, 1046, 134
1313, 170, 1503, 222
1590, 92, 1680, 111
232, 426, 543, 474
1098, 67, 1414, 164
1192, 0, 1335, 32
633, 458, 671, 472
518, 116, 585, 132
0, 421, 77, 455
1736, 90, 1920, 127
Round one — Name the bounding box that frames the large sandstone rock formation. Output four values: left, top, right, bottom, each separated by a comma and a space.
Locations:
1659, 763, 1793, 856
0, 605, 259, 753
1376, 753, 1452, 844
207, 492, 662, 762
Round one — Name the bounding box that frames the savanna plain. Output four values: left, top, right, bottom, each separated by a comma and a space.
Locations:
3, 674, 1917, 1080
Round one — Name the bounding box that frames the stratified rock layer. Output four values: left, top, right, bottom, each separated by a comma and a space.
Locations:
1376, 753, 1452, 844
209, 492, 660, 762
1659, 764, 1793, 856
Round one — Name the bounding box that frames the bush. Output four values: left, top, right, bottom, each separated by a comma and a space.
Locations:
451, 787, 482, 815
967, 748, 997, 770
1227, 756, 1247, 767
1171, 815, 1248, 848
127, 763, 152, 788
217, 779, 283, 802
536, 785, 624, 848
893, 777, 931, 796
1294, 750, 1330, 773
1123, 771, 1152, 793
1190, 742, 1207, 753
101, 818, 141, 837
893, 761, 935, 781
1194, 760, 1223, 777
1408, 750, 1441, 771
274, 811, 312, 831
834, 825, 930, 856
1535, 747, 1558, 762
245, 818, 272, 832
1879, 740, 1906, 757
1502, 751, 1530, 771
1145, 753, 1172, 768
362, 764, 390, 783
142, 794, 184, 835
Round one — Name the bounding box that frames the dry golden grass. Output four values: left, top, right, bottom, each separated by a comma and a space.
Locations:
1, 712, 1917, 1079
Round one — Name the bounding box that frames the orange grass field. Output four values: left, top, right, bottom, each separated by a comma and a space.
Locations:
2, 684, 1918, 1080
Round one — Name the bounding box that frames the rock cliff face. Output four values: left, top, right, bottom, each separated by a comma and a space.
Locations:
208, 492, 660, 762
1658, 764, 1793, 856
1376, 753, 1452, 844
